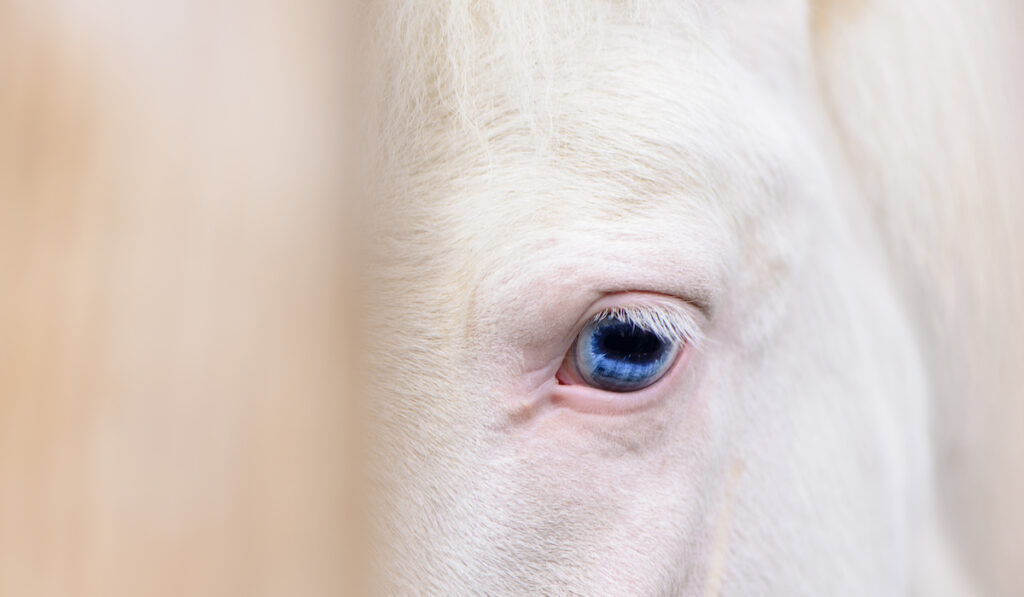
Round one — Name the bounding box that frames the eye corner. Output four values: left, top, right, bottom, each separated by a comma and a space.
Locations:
554, 361, 579, 387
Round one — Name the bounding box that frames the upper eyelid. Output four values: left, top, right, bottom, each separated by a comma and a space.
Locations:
582, 299, 705, 349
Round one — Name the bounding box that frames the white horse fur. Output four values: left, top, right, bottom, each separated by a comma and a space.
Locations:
367, 1, 1024, 595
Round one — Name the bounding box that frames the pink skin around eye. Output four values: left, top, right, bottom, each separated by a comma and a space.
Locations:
550, 343, 692, 414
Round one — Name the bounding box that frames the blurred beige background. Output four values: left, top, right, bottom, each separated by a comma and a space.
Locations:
0, 1, 363, 595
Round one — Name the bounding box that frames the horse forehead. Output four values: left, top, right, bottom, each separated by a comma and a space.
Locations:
380, 2, 801, 209
410, 71, 795, 261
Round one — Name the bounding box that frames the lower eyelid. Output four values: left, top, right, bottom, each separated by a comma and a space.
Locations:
551, 343, 693, 414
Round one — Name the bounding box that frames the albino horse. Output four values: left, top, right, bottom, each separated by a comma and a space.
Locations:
367, 1, 1024, 595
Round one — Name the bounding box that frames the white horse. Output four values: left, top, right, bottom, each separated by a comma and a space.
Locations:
367, 1, 1024, 595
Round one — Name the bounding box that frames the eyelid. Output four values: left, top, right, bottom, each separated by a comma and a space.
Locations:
573, 293, 705, 351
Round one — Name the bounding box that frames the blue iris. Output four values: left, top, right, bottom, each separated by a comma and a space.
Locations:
573, 316, 678, 392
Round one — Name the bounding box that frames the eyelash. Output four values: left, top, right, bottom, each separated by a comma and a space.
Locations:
586, 303, 702, 349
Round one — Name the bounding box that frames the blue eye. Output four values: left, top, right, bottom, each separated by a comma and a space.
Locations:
573, 316, 680, 392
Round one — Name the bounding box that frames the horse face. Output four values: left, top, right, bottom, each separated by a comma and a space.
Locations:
370, 2, 928, 594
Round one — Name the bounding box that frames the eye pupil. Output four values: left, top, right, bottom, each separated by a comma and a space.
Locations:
574, 316, 680, 392
590, 321, 665, 364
